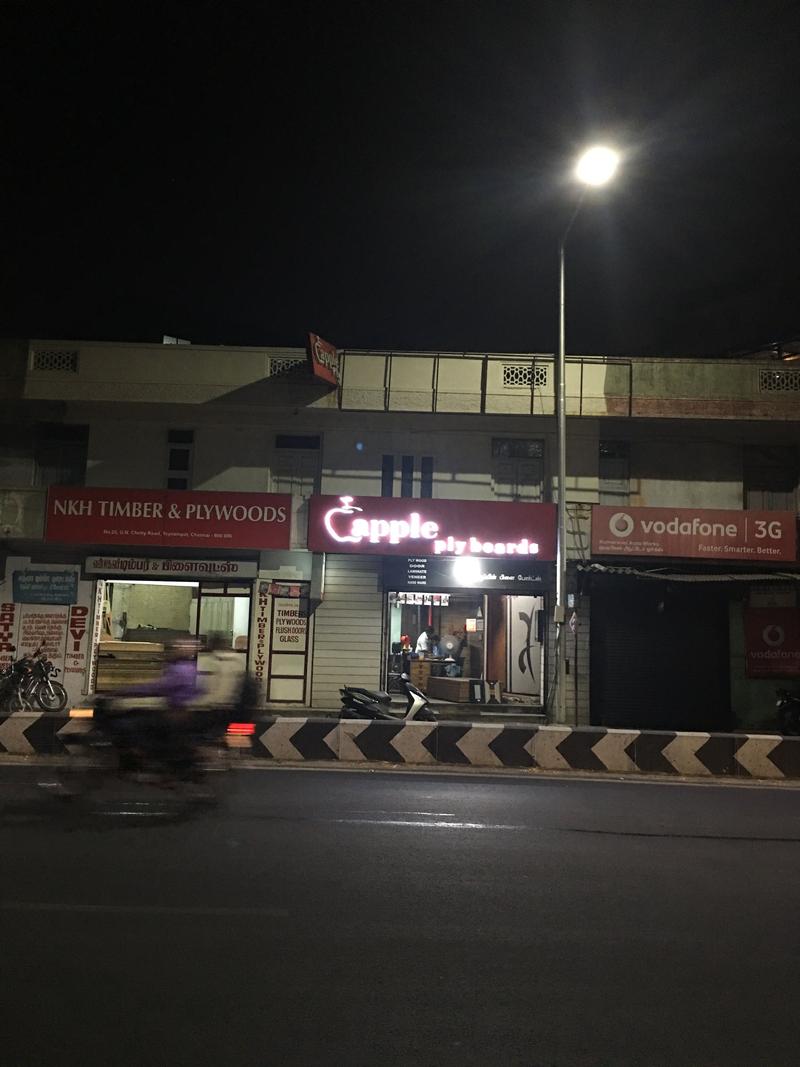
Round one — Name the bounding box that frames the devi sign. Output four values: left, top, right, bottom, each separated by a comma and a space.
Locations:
308, 495, 557, 559
592, 505, 797, 563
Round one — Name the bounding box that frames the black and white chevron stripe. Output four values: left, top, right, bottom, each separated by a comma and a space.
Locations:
2, 712, 800, 781
242, 719, 800, 779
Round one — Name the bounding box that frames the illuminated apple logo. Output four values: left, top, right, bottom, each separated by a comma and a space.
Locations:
323, 495, 363, 543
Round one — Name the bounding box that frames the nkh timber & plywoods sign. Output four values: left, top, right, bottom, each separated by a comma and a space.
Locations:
46, 487, 291, 551
85, 557, 258, 580
306, 333, 340, 387
592, 505, 797, 563
308, 495, 557, 559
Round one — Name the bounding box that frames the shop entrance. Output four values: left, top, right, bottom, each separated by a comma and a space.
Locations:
385, 590, 545, 703
98, 579, 251, 690
590, 578, 731, 731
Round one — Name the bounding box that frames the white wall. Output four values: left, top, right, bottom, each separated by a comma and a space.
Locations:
193, 424, 269, 492
633, 439, 742, 509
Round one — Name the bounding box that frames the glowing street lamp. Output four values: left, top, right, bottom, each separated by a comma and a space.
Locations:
574, 145, 620, 187
555, 145, 620, 723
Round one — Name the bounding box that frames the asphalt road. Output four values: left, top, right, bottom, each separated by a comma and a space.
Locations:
2, 764, 799, 1067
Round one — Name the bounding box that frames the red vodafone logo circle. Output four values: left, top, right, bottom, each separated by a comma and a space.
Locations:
609, 512, 635, 538
762, 625, 785, 648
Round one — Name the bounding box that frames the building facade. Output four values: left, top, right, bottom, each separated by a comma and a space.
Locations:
0, 337, 798, 730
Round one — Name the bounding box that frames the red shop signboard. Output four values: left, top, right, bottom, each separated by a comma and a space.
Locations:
744, 608, 800, 678
308, 495, 557, 560
306, 333, 340, 387
592, 505, 797, 563
46, 487, 292, 551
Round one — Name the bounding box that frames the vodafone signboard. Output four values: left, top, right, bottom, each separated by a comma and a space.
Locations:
592, 505, 797, 563
308, 495, 557, 560
46, 487, 292, 550
744, 608, 800, 677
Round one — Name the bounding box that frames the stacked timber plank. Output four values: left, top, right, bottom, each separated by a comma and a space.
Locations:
95, 639, 165, 690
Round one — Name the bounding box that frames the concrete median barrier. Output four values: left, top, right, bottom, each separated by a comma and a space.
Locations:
2, 711, 800, 781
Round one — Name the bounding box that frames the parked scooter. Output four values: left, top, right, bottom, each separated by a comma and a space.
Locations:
339, 673, 436, 721
776, 689, 800, 735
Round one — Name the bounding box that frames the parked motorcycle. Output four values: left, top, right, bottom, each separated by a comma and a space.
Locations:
0, 645, 40, 711
0, 646, 69, 713
776, 689, 800, 735
339, 672, 436, 721
25, 648, 68, 712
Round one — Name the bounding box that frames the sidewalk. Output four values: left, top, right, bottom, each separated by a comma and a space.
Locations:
263, 699, 548, 726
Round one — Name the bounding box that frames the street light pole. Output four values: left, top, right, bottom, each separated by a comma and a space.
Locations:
553, 145, 619, 723
555, 210, 579, 725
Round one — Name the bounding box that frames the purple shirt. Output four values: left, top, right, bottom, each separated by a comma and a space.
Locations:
121, 659, 201, 709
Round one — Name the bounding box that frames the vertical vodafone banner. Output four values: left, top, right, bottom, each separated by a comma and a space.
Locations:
744, 608, 800, 678
0, 557, 95, 706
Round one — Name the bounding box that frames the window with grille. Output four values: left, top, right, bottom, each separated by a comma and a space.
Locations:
269, 357, 305, 378
502, 364, 548, 388
167, 429, 194, 490
759, 368, 800, 392
491, 438, 544, 501
32, 349, 79, 372
744, 445, 798, 511
492, 438, 544, 460
599, 441, 630, 504
381, 455, 394, 497
380, 455, 434, 498
273, 435, 320, 497
34, 424, 88, 487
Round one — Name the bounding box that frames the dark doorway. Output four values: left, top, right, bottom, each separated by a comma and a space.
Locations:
590, 579, 731, 731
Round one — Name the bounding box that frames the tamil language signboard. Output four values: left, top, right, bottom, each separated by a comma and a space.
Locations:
12, 568, 79, 604
383, 555, 552, 592
84, 557, 258, 580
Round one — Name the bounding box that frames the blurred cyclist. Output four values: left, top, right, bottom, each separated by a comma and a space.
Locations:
112, 637, 203, 780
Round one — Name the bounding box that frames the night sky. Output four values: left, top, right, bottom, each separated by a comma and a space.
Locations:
2, 1, 799, 357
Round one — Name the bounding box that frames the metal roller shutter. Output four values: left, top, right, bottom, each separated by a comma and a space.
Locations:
311, 554, 384, 708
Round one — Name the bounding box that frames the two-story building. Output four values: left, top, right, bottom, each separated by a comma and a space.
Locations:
0, 336, 797, 731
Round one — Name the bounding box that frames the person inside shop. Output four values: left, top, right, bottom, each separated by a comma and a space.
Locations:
431, 634, 442, 657
415, 625, 435, 655
445, 629, 469, 677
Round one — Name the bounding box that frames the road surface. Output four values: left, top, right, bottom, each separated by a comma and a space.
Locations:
1, 763, 799, 1066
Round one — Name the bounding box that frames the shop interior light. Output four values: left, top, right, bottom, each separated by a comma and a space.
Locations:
108, 580, 200, 588
451, 557, 484, 586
